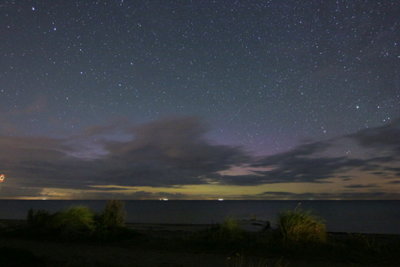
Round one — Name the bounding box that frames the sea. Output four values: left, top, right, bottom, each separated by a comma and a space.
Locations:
0, 200, 399, 234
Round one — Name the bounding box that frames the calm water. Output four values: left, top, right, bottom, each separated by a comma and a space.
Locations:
0, 200, 399, 234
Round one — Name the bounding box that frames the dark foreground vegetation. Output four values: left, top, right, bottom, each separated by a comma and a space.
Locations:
25, 200, 133, 241
0, 201, 399, 266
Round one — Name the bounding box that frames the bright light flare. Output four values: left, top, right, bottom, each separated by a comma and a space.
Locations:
0, 174, 5, 183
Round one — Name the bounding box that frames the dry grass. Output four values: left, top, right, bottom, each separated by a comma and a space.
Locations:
278, 208, 327, 244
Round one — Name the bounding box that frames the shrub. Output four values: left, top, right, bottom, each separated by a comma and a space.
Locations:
221, 217, 242, 233
51, 206, 95, 237
206, 217, 245, 243
27, 209, 52, 229
98, 200, 126, 230
278, 208, 327, 244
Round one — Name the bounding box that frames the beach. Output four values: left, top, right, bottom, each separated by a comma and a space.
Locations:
1, 219, 400, 266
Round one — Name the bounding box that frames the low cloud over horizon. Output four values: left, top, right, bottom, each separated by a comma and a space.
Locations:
0, 117, 399, 200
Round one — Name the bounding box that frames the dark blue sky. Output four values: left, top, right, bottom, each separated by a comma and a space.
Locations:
0, 1, 399, 199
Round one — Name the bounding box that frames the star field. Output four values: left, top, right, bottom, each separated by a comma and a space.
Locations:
0, 0, 399, 199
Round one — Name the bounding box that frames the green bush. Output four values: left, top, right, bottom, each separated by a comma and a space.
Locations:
51, 206, 95, 237
278, 208, 327, 244
26, 202, 129, 240
97, 200, 126, 230
26, 206, 96, 239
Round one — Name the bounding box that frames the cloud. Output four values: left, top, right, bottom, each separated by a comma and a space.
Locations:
344, 184, 377, 189
0, 116, 399, 199
218, 118, 400, 186
49, 189, 189, 200
0, 117, 249, 191
104, 190, 188, 200
348, 118, 400, 153
217, 141, 368, 185
256, 191, 400, 200
0, 134, 103, 190
94, 117, 250, 186
0, 185, 43, 199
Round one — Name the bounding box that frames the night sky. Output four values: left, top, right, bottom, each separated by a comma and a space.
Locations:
1, 0, 399, 200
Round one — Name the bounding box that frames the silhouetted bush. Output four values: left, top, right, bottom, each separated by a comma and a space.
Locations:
192, 217, 247, 247
27, 209, 52, 229
26, 202, 131, 240
217, 217, 245, 241
97, 200, 126, 230
278, 208, 327, 244
50, 206, 95, 238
